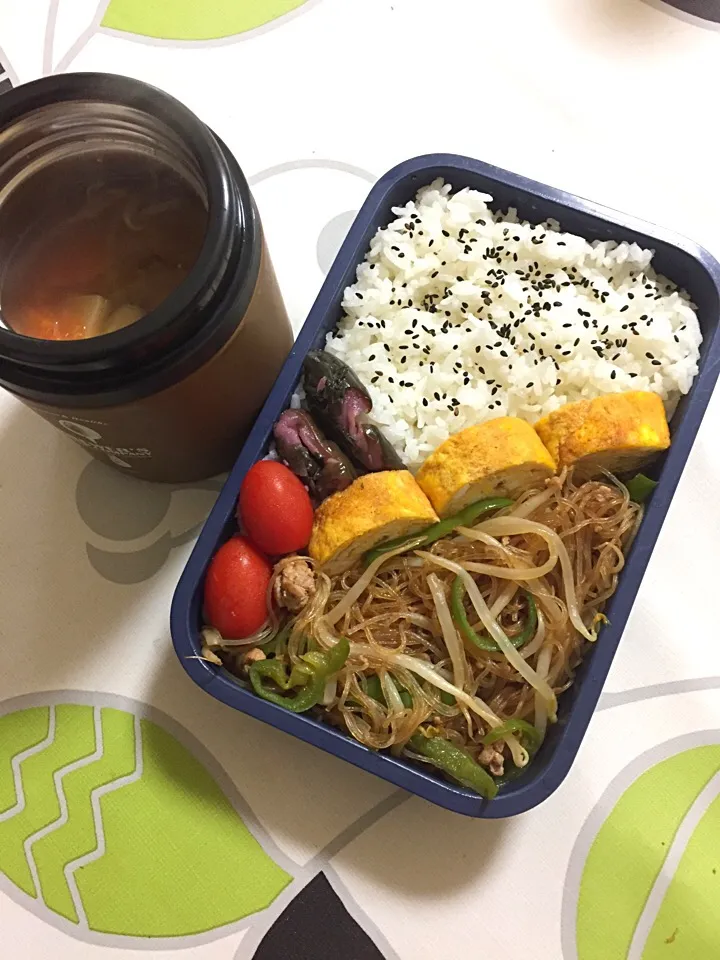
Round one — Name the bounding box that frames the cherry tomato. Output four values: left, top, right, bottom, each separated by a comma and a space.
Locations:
238, 461, 314, 555
204, 536, 272, 639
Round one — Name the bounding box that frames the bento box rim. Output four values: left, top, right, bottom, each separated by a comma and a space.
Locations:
171, 152, 720, 819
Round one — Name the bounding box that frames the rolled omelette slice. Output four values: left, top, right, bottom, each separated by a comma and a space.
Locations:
309, 470, 438, 574
534, 391, 670, 474
415, 417, 556, 517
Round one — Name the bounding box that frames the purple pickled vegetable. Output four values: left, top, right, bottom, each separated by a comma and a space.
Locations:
302, 351, 404, 472
273, 409, 356, 502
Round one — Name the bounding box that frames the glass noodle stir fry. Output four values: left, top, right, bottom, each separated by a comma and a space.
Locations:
203, 469, 641, 799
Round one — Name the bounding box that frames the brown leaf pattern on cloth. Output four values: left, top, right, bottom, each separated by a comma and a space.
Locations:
657, 0, 720, 22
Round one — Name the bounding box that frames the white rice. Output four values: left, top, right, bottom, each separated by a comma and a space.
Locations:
325, 179, 702, 468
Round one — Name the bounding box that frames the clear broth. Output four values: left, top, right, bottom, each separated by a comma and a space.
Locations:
0, 152, 207, 341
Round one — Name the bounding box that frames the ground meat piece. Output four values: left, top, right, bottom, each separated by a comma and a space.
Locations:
242, 648, 266, 666
273, 557, 317, 612
227, 647, 266, 678
478, 742, 505, 777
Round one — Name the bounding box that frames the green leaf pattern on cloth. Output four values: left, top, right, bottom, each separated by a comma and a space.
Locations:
577, 746, 720, 959
0, 703, 291, 937
101, 0, 310, 41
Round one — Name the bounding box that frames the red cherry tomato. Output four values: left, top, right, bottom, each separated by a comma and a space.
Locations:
204, 536, 272, 639
238, 461, 314, 555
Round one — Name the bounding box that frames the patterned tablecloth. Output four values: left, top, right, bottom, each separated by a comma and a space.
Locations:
1, 2, 720, 958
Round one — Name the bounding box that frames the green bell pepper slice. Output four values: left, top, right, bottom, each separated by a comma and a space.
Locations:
625, 472, 658, 503
301, 635, 350, 677
409, 732, 498, 799
482, 717, 543, 756
451, 577, 537, 652
363, 674, 383, 703
249, 660, 326, 712
260, 622, 292, 657
249, 636, 350, 714
364, 497, 514, 566
363, 674, 413, 708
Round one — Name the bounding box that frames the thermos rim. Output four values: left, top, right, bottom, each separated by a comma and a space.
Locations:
0, 73, 260, 407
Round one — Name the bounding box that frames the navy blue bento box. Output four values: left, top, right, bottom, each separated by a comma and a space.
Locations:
171, 154, 720, 818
